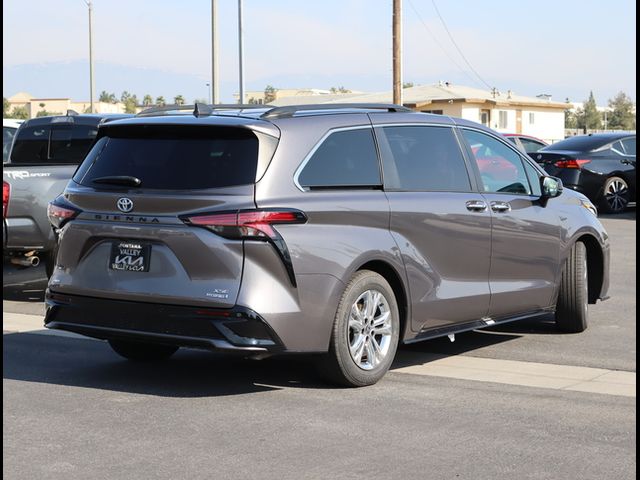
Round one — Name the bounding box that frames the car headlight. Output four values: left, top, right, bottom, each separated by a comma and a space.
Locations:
580, 199, 598, 216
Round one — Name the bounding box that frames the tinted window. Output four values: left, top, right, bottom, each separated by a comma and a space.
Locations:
380, 126, 471, 191
519, 137, 546, 153
545, 135, 617, 152
462, 129, 531, 195
3, 127, 17, 163
523, 160, 542, 196
9, 126, 51, 164
75, 126, 259, 190
298, 129, 380, 188
621, 137, 636, 155
49, 125, 99, 163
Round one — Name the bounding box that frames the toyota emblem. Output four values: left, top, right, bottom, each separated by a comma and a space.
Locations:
117, 197, 134, 213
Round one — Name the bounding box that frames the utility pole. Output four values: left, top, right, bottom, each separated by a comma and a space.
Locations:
392, 0, 402, 106
86, 0, 95, 113
238, 0, 245, 104
211, 0, 219, 104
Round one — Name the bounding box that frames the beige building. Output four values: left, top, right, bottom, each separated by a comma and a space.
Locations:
271, 83, 568, 143
6, 92, 126, 118
234, 88, 364, 104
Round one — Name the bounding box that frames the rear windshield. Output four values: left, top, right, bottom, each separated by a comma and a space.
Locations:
543, 136, 618, 152
74, 125, 259, 190
10, 124, 98, 165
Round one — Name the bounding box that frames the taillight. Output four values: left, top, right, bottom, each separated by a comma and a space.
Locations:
47, 197, 81, 228
554, 159, 591, 169
183, 209, 307, 286
3, 181, 9, 218
183, 209, 307, 240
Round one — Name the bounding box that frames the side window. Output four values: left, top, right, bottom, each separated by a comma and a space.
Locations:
523, 160, 542, 196
378, 126, 471, 192
621, 137, 636, 156
3, 127, 17, 163
8, 126, 51, 164
461, 129, 532, 195
519, 138, 545, 153
298, 129, 380, 189
49, 125, 99, 164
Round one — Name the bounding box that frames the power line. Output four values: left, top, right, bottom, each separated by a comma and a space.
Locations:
406, 0, 479, 88
430, 0, 493, 90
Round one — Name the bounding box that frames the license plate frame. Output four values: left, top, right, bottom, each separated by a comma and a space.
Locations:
109, 241, 151, 272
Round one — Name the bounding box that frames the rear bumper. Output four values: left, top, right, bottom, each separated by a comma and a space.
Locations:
44, 291, 285, 353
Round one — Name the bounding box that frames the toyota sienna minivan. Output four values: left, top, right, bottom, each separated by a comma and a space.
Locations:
45, 103, 610, 386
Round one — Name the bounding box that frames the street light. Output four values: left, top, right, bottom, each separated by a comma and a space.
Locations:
83, 0, 95, 113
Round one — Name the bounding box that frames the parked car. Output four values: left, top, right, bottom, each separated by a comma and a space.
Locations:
45, 104, 610, 387
3, 118, 24, 163
531, 133, 636, 214
503, 133, 548, 153
3, 111, 132, 274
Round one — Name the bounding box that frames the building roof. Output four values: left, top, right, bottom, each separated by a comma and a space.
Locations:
270, 83, 569, 110
8, 92, 34, 102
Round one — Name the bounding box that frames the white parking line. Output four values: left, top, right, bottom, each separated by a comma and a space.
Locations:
4, 311, 636, 397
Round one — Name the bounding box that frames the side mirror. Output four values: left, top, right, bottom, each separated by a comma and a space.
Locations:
539, 176, 563, 206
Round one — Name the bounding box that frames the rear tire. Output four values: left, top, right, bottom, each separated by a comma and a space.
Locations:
555, 242, 588, 333
108, 339, 179, 361
600, 176, 629, 214
318, 270, 400, 387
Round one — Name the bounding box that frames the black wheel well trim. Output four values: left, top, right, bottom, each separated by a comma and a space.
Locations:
575, 234, 604, 303
356, 259, 410, 341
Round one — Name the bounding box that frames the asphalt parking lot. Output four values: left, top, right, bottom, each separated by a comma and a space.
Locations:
3, 210, 636, 480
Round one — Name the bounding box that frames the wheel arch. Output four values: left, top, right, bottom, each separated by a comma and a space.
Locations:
357, 260, 410, 341
575, 234, 604, 303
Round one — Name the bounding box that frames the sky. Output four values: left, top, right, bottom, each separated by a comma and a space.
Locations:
3, 0, 637, 105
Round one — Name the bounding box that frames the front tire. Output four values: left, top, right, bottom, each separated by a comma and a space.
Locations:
318, 270, 400, 387
600, 176, 629, 214
555, 242, 588, 333
108, 339, 179, 361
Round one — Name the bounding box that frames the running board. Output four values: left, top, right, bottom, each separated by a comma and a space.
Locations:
404, 311, 551, 345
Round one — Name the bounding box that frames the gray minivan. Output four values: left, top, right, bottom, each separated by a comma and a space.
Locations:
45, 104, 610, 386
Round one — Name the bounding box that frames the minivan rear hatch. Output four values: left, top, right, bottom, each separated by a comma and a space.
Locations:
50, 121, 279, 308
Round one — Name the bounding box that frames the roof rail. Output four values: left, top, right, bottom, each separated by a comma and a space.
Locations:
136, 103, 269, 117
260, 103, 412, 119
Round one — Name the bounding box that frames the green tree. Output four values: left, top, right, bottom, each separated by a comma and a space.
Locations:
174, 95, 185, 105
142, 94, 153, 106
607, 91, 635, 130
581, 91, 602, 129
3, 97, 9, 116
99, 91, 117, 103
564, 98, 578, 129
124, 94, 138, 114
9, 106, 29, 119
155, 96, 166, 106
264, 85, 278, 104
402, 82, 414, 89
120, 91, 131, 104
329, 86, 351, 94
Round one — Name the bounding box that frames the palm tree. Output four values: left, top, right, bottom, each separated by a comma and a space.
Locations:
174, 95, 185, 106
155, 96, 166, 106
142, 94, 153, 106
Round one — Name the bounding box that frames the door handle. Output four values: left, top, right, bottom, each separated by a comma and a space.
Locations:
490, 201, 511, 213
466, 200, 488, 212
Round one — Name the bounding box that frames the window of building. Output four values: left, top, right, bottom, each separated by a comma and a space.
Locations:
298, 128, 381, 189
461, 129, 532, 195
378, 126, 471, 192
498, 111, 508, 129
529, 112, 535, 124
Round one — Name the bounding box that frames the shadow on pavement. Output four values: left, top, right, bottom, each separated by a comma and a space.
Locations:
598, 206, 636, 221
4, 321, 530, 397
2, 262, 47, 302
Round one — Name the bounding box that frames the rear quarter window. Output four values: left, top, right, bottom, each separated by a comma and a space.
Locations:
297, 128, 381, 189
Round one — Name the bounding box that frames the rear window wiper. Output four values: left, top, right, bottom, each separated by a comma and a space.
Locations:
91, 175, 142, 187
